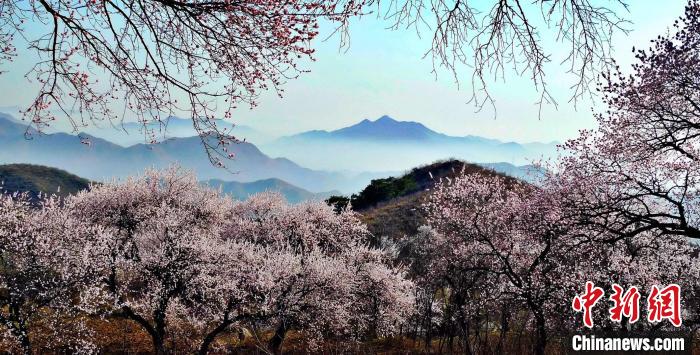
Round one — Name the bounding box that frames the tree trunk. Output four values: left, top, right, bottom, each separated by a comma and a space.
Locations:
533, 312, 547, 355
463, 320, 472, 355
268, 321, 288, 355
152, 335, 167, 355
497, 304, 510, 354
152, 303, 170, 355
198, 320, 232, 355
18, 329, 31, 355
7, 303, 31, 355
117, 303, 169, 355
424, 296, 433, 351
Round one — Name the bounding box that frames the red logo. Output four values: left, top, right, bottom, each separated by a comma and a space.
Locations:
573, 283, 682, 328
647, 284, 682, 327
572, 281, 605, 328
609, 284, 640, 324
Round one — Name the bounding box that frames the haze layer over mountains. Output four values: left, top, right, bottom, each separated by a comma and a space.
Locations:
263, 115, 557, 171
0, 113, 554, 195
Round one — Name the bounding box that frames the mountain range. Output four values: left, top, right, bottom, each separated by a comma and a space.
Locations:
0, 113, 546, 195
286, 116, 457, 142
0, 113, 368, 192
262, 115, 558, 171
0, 162, 335, 204
65, 116, 274, 147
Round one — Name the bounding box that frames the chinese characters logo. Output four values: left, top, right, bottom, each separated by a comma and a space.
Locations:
572, 282, 681, 328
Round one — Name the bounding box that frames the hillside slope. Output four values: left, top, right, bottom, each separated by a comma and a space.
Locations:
347, 160, 521, 240
0, 164, 91, 200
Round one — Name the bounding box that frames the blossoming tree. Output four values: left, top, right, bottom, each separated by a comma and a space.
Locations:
557, 0, 700, 242
0, 194, 96, 354
422, 173, 585, 355
223, 192, 414, 354
66, 168, 235, 354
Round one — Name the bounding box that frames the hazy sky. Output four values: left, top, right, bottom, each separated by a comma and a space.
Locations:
228, 1, 687, 143
0, 1, 689, 143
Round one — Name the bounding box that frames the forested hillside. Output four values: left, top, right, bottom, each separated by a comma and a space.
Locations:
0, 164, 91, 200
328, 159, 519, 241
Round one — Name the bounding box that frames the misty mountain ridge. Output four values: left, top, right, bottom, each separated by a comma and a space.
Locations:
0, 113, 544, 193
276, 115, 556, 145
277, 115, 504, 143
293, 115, 449, 141
1, 113, 274, 147
120, 117, 272, 145
262, 115, 559, 171
0, 162, 337, 204
0, 114, 369, 193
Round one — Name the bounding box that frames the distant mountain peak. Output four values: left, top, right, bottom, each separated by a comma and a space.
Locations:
375, 115, 395, 122
325, 115, 440, 141
361, 115, 408, 125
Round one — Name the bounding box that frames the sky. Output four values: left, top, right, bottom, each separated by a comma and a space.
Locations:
0, 1, 689, 144
226, 0, 688, 143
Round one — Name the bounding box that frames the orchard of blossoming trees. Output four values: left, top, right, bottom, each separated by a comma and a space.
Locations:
2, 164, 698, 354
0, 168, 415, 354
